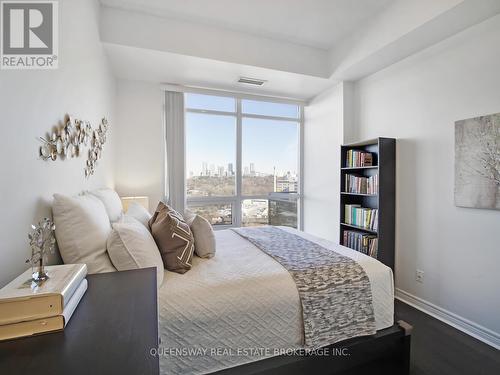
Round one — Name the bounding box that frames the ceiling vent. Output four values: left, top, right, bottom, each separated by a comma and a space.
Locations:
238, 77, 267, 86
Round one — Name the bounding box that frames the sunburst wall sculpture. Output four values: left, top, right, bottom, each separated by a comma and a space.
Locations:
38, 116, 109, 178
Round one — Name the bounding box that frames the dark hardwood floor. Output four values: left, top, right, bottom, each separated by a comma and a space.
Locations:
395, 300, 500, 375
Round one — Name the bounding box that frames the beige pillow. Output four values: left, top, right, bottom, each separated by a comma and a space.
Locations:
187, 214, 216, 259
107, 217, 164, 287
87, 188, 123, 222
52, 193, 116, 274
126, 201, 151, 228
149, 202, 194, 274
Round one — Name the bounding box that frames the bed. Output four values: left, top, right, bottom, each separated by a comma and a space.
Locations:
158, 227, 396, 375
50, 190, 410, 374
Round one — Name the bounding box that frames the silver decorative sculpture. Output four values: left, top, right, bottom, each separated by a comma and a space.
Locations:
26, 218, 56, 284
38, 115, 109, 178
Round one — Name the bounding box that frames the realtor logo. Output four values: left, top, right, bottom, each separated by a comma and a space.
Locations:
1, 1, 58, 69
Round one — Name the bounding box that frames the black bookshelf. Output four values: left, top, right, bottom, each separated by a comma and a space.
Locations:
340, 137, 395, 270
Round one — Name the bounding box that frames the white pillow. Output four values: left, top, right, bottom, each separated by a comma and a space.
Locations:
52, 194, 116, 274
125, 201, 152, 228
107, 217, 164, 287
87, 188, 123, 222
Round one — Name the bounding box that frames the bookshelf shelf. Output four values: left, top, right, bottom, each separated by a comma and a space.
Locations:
340, 222, 378, 234
341, 166, 379, 170
341, 192, 378, 197
340, 137, 395, 270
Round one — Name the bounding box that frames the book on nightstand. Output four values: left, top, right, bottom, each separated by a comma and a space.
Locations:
0, 264, 87, 341
0, 278, 87, 341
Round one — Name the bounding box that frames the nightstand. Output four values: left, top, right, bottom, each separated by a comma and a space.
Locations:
0, 268, 159, 375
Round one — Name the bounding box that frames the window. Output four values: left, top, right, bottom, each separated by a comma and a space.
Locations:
242, 117, 299, 196
242, 199, 268, 227
185, 112, 236, 197
185, 93, 235, 112
185, 93, 302, 228
242, 99, 299, 118
187, 204, 233, 226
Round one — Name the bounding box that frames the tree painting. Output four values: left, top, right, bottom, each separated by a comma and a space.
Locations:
455, 112, 500, 209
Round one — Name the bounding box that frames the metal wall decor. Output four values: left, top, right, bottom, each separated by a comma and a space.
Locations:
85, 117, 109, 177
38, 115, 109, 178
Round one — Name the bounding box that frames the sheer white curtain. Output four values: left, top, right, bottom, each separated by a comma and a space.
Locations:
164, 91, 185, 213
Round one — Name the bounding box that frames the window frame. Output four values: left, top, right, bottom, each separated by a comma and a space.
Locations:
182, 89, 304, 230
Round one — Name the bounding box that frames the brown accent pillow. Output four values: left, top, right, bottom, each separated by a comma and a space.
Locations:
148, 202, 194, 274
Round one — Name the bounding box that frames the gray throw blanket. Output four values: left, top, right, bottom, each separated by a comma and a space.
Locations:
232, 226, 376, 349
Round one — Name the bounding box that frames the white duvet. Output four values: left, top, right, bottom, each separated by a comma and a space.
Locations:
158, 227, 394, 375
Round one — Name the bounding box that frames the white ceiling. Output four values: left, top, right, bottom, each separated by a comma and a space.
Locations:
100, 0, 395, 50
104, 43, 333, 101
100, 0, 500, 100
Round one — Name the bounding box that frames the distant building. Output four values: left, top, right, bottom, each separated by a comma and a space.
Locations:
250, 163, 255, 175
228, 163, 234, 176
202, 162, 208, 176
275, 180, 297, 192
244, 166, 249, 175
274, 172, 298, 192
218, 165, 225, 177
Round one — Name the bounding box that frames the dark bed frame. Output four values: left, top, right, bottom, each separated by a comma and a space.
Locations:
213, 320, 412, 375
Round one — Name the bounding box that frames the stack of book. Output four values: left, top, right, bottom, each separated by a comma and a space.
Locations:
345, 174, 379, 194
345, 150, 373, 167
0, 264, 87, 341
344, 204, 378, 231
343, 230, 378, 258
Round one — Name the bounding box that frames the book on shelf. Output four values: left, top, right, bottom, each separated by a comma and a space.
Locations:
343, 230, 378, 258
344, 205, 378, 231
346, 150, 373, 167
0, 278, 87, 341
0, 264, 87, 326
345, 174, 378, 194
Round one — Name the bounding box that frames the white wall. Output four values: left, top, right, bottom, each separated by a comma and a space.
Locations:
0, 0, 116, 287
303, 83, 350, 242
353, 14, 500, 339
113, 80, 164, 211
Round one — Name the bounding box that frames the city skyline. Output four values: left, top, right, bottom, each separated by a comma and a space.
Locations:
190, 161, 297, 178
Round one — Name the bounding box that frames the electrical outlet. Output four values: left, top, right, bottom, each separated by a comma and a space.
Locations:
416, 270, 424, 283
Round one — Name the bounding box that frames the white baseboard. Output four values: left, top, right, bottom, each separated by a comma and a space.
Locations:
395, 288, 500, 350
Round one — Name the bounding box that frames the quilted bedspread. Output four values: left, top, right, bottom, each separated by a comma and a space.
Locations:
158, 227, 394, 375
233, 226, 376, 350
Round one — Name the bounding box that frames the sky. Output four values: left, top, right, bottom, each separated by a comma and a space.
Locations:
185, 94, 299, 176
